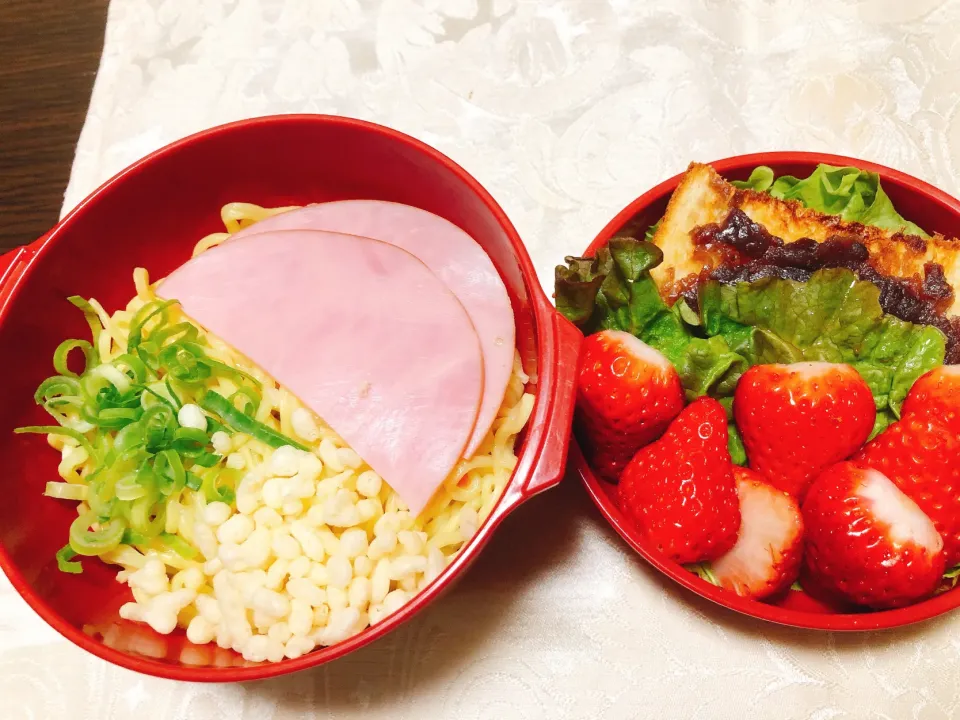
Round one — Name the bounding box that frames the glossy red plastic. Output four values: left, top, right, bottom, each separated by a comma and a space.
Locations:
575, 151, 960, 631
0, 115, 581, 680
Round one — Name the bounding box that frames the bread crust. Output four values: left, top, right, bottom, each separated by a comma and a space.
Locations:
650, 163, 960, 314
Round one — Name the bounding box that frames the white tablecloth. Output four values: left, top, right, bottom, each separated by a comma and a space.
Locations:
6, 1, 960, 717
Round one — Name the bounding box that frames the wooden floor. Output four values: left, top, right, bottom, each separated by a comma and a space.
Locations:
0, 0, 109, 253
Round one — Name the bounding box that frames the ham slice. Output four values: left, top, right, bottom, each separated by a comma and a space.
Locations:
158, 229, 484, 515
229, 200, 514, 457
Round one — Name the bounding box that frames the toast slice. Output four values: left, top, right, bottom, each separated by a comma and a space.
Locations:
650, 163, 960, 314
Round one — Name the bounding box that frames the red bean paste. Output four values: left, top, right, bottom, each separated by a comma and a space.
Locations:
683, 209, 960, 362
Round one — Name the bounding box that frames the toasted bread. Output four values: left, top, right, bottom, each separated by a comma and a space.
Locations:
650, 163, 960, 314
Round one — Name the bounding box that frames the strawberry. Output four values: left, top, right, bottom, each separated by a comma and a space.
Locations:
854, 413, 960, 567
902, 365, 960, 433
577, 329, 685, 482
710, 467, 804, 599
733, 362, 875, 500
801, 462, 945, 609
617, 397, 740, 564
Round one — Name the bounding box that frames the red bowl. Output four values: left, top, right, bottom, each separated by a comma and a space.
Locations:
0, 115, 582, 680
574, 151, 960, 631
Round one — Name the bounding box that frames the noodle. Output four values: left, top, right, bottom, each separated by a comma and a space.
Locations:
46, 202, 534, 651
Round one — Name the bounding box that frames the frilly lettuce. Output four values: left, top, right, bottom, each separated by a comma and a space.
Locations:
555, 239, 945, 457
700, 268, 945, 428
732, 164, 928, 237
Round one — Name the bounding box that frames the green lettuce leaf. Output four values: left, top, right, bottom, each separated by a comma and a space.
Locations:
556, 242, 944, 449
554, 237, 664, 331
644, 219, 661, 243
732, 166, 776, 193
942, 564, 960, 592
732, 164, 927, 237
727, 424, 747, 466
555, 238, 752, 461
686, 563, 719, 585
699, 268, 945, 419
554, 239, 742, 388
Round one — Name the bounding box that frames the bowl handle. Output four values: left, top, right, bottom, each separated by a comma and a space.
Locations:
516, 310, 582, 499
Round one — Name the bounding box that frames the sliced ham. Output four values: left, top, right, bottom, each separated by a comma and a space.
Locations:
158, 229, 484, 516
229, 200, 515, 457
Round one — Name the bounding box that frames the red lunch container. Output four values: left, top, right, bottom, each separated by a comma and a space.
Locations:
575, 151, 960, 632
0, 115, 582, 681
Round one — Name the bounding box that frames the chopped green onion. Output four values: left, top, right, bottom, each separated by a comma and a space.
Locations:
111, 421, 146, 457
67, 296, 103, 358
204, 416, 229, 437
121, 529, 148, 546
94, 362, 137, 394
129, 495, 165, 537
135, 340, 162, 373
23, 298, 277, 574
15, 425, 97, 461
190, 452, 221, 468
199, 390, 308, 451
93, 407, 142, 429
92, 382, 143, 413
164, 379, 183, 409
79, 372, 109, 401
102, 436, 145, 470
44, 482, 88, 500
127, 299, 179, 350
151, 321, 199, 346
92, 433, 111, 462
56, 545, 82, 574
185, 471, 203, 491
34, 375, 83, 408
53, 339, 96, 378
138, 384, 177, 411
159, 342, 211, 385
140, 404, 177, 452
69, 512, 126, 556
160, 532, 198, 559
115, 473, 149, 501
204, 358, 262, 388
85, 473, 120, 519
200, 466, 239, 504
228, 387, 261, 417
112, 353, 149, 384
153, 449, 186, 496
171, 427, 209, 452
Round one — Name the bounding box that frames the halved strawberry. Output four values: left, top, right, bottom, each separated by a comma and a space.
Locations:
617, 397, 740, 564
733, 362, 875, 500
577, 330, 685, 482
902, 365, 960, 432
854, 413, 960, 567
710, 467, 804, 600
801, 462, 945, 610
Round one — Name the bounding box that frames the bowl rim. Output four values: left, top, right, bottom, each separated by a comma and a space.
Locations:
575, 150, 960, 632
0, 113, 570, 680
